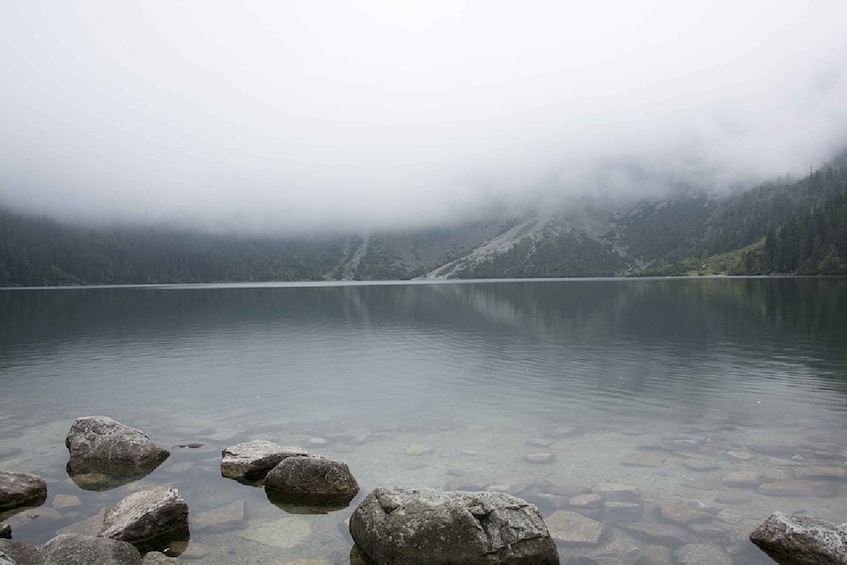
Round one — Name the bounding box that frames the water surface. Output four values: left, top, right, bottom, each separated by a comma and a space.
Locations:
1, 278, 846, 563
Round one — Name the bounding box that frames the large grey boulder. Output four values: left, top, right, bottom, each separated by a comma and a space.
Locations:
0, 472, 46, 515
264, 456, 359, 507
40, 534, 142, 564
99, 486, 189, 553
220, 440, 308, 482
65, 416, 169, 489
349, 487, 559, 565
0, 539, 38, 565
750, 512, 847, 564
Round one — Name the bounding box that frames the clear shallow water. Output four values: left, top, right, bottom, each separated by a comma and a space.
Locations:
1, 277, 846, 563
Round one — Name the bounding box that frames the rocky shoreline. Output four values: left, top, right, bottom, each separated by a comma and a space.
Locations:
1, 416, 845, 564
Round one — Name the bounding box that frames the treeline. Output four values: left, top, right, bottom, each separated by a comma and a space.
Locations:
644, 162, 847, 276
763, 174, 847, 274
0, 210, 344, 286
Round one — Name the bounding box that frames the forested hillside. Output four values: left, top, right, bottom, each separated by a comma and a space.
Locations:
1, 155, 846, 286
0, 212, 343, 286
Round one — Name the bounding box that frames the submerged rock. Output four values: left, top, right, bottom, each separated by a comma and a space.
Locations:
99, 486, 189, 552
40, 534, 142, 565
750, 512, 847, 565
264, 456, 359, 507
349, 487, 559, 564
193, 500, 244, 533
721, 470, 763, 488
757, 480, 837, 498
0, 472, 47, 515
142, 551, 183, 563
65, 416, 169, 489
673, 543, 732, 565
220, 440, 308, 482
545, 510, 605, 545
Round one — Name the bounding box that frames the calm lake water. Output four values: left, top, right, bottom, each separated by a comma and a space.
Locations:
1, 277, 846, 563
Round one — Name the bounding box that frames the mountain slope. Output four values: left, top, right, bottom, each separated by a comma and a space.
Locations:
2, 154, 847, 285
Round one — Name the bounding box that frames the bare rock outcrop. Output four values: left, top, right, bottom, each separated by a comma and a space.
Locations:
349, 487, 559, 565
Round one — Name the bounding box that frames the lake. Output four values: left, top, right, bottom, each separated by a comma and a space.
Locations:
1, 277, 846, 563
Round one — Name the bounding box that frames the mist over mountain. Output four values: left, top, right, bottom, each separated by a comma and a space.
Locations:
2, 150, 846, 286
2, 1, 847, 235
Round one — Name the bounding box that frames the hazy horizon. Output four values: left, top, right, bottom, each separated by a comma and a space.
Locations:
2, 1, 847, 235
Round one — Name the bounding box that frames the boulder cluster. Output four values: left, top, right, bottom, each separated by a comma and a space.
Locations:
1, 416, 845, 564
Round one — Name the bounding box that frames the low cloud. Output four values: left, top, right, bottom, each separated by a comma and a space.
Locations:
2, 0, 846, 234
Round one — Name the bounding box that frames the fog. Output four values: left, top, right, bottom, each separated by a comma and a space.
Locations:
2, 0, 847, 234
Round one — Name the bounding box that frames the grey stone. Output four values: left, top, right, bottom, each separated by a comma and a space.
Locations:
620, 452, 666, 467
657, 501, 712, 525
525, 452, 555, 464
673, 543, 732, 565
619, 522, 697, 547
543, 478, 589, 497
592, 482, 640, 502
40, 534, 142, 565
602, 501, 642, 523
682, 458, 719, 471
349, 487, 559, 564
99, 486, 189, 551
0, 523, 8, 539
56, 510, 105, 537
580, 538, 642, 565
721, 470, 762, 488
220, 440, 308, 482
569, 493, 603, 509
65, 416, 169, 488
794, 466, 847, 480
546, 510, 605, 545
445, 475, 490, 491
0, 539, 38, 565
193, 499, 244, 533
750, 512, 847, 565
757, 480, 837, 498
405, 444, 432, 456
0, 472, 47, 514
142, 551, 183, 563
264, 456, 359, 506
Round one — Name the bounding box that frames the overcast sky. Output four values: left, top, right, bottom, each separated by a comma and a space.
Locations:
2, 1, 847, 234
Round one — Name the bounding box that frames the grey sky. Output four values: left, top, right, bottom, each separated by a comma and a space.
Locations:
2, 0, 846, 234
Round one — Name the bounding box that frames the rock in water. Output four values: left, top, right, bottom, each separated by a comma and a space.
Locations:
65, 416, 169, 488
349, 487, 559, 565
0, 539, 39, 565
0, 523, 8, 539
99, 486, 189, 552
0, 472, 47, 514
220, 440, 308, 482
750, 512, 847, 565
265, 456, 359, 507
39, 534, 142, 565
